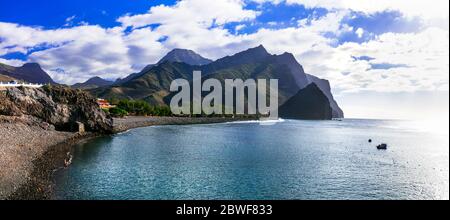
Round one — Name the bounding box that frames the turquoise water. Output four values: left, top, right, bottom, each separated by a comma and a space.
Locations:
54, 119, 449, 200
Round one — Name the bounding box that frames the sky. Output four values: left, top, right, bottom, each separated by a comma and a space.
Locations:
0, 0, 448, 120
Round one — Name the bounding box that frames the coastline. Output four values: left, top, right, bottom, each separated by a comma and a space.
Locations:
112, 116, 248, 133
6, 133, 100, 200
2, 116, 242, 200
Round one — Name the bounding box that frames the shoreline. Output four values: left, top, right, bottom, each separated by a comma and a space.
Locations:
7, 133, 100, 200
3, 116, 242, 200
112, 116, 249, 133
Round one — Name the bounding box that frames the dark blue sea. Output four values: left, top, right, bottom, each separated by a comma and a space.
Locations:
54, 119, 449, 200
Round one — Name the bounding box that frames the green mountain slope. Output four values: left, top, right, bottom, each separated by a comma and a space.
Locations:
90, 45, 343, 119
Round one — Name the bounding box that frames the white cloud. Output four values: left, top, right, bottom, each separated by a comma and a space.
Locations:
0, 0, 260, 84
355, 27, 363, 38
252, 0, 285, 4
255, 0, 449, 20
0, 0, 447, 96
302, 27, 449, 93
235, 24, 246, 31
118, 0, 258, 29
64, 15, 76, 27
0, 58, 25, 67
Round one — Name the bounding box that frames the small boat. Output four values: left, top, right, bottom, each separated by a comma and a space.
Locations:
377, 143, 387, 150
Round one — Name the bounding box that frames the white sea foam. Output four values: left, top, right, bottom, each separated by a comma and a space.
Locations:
226, 118, 285, 124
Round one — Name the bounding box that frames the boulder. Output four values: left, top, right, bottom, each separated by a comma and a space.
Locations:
0, 85, 113, 133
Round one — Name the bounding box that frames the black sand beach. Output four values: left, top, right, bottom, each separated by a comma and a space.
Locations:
1, 116, 238, 199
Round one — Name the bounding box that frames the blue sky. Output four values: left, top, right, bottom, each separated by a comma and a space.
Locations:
0, 1, 421, 42
0, 0, 448, 119
0, 0, 431, 64
0, 0, 172, 28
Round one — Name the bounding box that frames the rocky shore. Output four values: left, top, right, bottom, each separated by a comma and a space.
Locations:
1, 115, 240, 199
0, 116, 75, 199
1, 86, 112, 199
0, 86, 245, 199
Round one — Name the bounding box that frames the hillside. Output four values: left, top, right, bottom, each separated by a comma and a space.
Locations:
91, 45, 344, 119
72, 76, 113, 90
94, 62, 196, 105
0, 63, 55, 84
0, 74, 16, 82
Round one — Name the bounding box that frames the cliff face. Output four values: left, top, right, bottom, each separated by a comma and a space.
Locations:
279, 83, 332, 120
0, 85, 113, 133
306, 74, 344, 118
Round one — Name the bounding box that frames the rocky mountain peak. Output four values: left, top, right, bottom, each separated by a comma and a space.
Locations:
158, 48, 213, 66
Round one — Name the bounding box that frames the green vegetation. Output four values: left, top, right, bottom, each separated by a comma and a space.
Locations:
108, 107, 128, 118
104, 98, 258, 119
106, 99, 172, 117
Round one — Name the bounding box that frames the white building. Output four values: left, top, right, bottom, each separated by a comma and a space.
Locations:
0, 81, 43, 89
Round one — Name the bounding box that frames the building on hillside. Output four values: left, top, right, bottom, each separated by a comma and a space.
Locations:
97, 98, 116, 109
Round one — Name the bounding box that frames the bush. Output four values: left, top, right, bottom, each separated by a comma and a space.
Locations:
109, 107, 128, 118
108, 99, 172, 117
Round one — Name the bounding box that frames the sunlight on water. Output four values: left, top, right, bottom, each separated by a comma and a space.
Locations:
407, 119, 449, 136
54, 119, 449, 200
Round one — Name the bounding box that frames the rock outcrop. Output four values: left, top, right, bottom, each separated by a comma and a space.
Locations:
279, 83, 332, 120
0, 85, 113, 133
306, 74, 344, 118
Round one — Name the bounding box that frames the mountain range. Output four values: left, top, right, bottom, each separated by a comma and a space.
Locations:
0, 46, 344, 119
0, 63, 55, 84
113, 49, 212, 85
158, 48, 212, 65
72, 76, 114, 90
94, 46, 344, 118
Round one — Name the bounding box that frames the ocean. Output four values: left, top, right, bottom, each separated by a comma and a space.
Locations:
54, 119, 449, 200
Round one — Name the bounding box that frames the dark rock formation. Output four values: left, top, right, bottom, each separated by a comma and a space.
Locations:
272, 52, 309, 89
0, 85, 113, 133
279, 83, 332, 120
306, 74, 344, 118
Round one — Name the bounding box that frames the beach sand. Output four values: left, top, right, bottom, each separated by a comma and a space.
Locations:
0, 117, 76, 199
